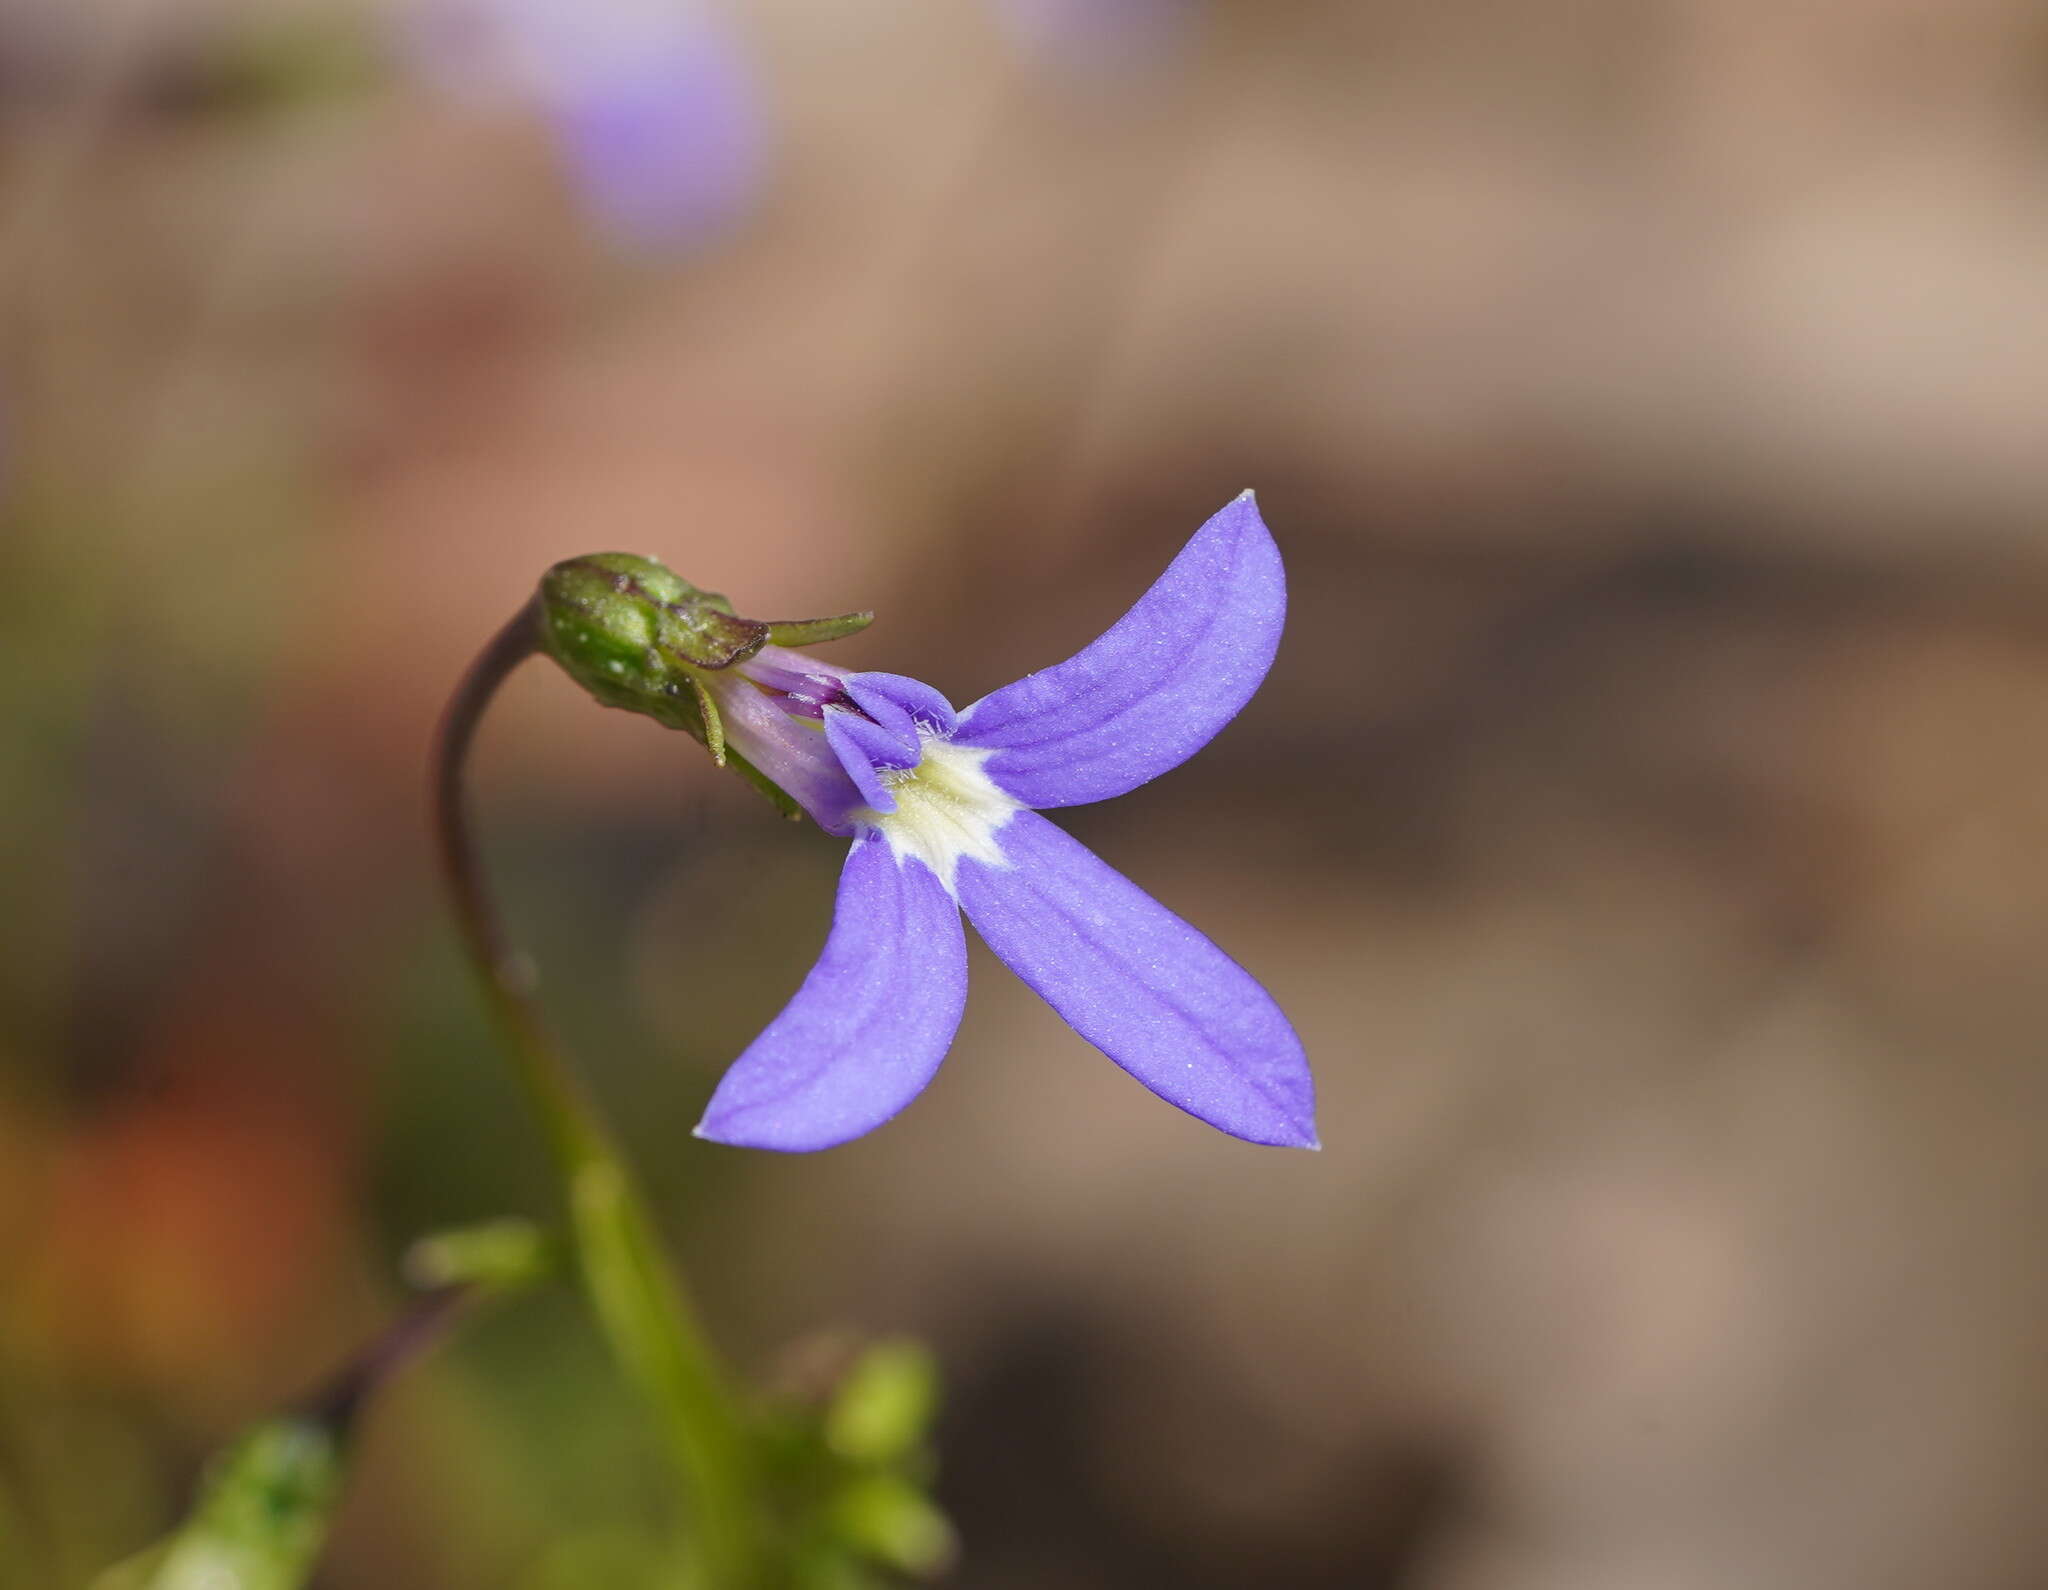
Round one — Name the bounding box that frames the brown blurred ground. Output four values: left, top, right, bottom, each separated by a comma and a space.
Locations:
3, 0, 2047, 1585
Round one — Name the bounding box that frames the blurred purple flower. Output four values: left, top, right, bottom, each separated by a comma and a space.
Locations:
407, 0, 765, 250
693, 493, 1315, 1153
984, 0, 1197, 75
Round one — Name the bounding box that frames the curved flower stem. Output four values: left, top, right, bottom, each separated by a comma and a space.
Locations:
432, 602, 765, 1587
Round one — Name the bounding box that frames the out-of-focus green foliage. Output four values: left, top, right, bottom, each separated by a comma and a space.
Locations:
92, 1422, 340, 1590
560, 1153, 766, 1585
759, 1339, 955, 1588
405, 1217, 553, 1294
823, 1341, 941, 1469
89, 1223, 552, 1590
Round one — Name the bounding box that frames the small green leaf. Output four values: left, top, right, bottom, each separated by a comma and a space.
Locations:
403, 1217, 551, 1294
826, 1474, 956, 1578
92, 1243, 539, 1590
98, 1422, 341, 1590
823, 1340, 940, 1466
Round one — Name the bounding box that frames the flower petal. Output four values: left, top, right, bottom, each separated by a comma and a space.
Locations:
825, 708, 918, 814
847, 673, 959, 736
696, 832, 967, 1151
713, 681, 860, 833
954, 492, 1285, 808
552, 39, 764, 251
409, 0, 766, 252
955, 811, 1315, 1147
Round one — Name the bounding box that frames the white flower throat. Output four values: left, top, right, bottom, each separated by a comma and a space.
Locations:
859, 736, 1021, 893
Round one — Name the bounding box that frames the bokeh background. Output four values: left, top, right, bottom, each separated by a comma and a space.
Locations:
5, 0, 2048, 1585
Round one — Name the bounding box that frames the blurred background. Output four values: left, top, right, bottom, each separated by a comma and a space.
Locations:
4, 0, 2048, 1584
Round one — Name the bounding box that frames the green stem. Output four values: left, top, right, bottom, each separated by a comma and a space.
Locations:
431, 603, 765, 1587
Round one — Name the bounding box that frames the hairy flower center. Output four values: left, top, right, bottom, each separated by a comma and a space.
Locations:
861, 737, 1021, 892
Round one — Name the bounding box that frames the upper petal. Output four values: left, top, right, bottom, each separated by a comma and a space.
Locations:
955, 811, 1315, 1147
953, 492, 1285, 808
824, 707, 918, 814
695, 831, 968, 1151
846, 673, 959, 736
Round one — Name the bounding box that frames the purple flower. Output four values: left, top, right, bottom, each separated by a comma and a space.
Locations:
984, 0, 1197, 75
407, 0, 766, 250
693, 493, 1315, 1153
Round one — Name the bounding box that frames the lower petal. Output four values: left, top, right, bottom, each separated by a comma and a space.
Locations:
955, 812, 1316, 1148
696, 831, 967, 1151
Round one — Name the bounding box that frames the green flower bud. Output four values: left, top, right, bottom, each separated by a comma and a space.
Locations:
823, 1339, 941, 1466
534, 553, 873, 817
538, 554, 767, 715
